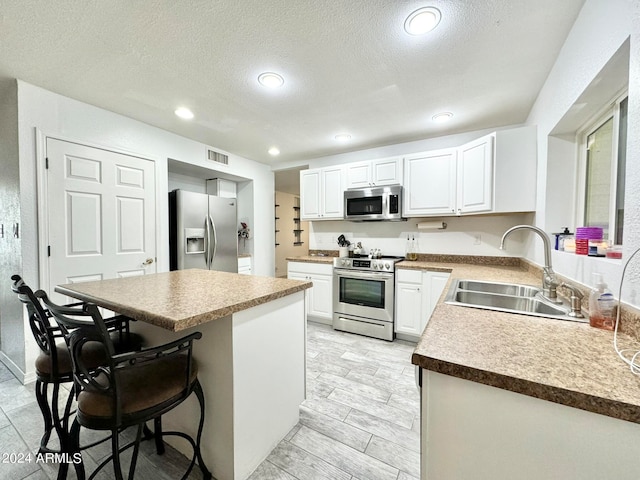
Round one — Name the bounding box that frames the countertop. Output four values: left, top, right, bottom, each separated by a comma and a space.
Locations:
403, 260, 640, 424
55, 269, 312, 332
286, 255, 335, 264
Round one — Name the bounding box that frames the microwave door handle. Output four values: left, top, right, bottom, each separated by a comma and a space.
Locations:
204, 217, 211, 267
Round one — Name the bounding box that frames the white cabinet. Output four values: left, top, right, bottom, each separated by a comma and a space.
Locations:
300, 166, 344, 220
395, 269, 450, 339
457, 134, 494, 214
403, 126, 536, 217
206, 178, 237, 198
403, 148, 457, 216
237, 256, 252, 275
346, 157, 402, 189
287, 261, 333, 324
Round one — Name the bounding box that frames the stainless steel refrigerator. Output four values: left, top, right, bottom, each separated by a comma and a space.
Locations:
169, 189, 238, 273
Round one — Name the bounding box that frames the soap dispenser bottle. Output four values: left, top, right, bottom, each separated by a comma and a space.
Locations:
589, 273, 616, 330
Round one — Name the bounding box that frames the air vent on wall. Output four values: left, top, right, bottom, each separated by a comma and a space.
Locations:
206, 148, 229, 166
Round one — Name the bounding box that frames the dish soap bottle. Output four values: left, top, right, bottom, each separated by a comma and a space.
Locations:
589, 273, 616, 330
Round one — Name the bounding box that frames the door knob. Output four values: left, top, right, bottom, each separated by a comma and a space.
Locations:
143, 258, 154, 265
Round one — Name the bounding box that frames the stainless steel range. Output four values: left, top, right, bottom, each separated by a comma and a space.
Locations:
333, 256, 404, 341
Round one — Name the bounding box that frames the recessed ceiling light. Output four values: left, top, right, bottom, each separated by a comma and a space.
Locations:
268, 147, 280, 156
258, 72, 284, 88
404, 7, 442, 35
432, 112, 453, 123
334, 133, 352, 142
174, 107, 194, 120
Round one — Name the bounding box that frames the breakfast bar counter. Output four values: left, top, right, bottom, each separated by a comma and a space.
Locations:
56, 269, 312, 480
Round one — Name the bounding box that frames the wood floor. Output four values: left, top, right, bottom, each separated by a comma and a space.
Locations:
0, 322, 420, 480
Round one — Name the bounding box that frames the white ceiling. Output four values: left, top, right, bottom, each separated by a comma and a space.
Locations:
0, 1, 585, 166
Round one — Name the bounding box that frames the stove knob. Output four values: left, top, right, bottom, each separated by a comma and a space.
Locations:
341, 259, 347, 266
372, 262, 378, 270
385, 262, 391, 270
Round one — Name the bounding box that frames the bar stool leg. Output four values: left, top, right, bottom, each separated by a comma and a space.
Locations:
154, 417, 165, 455
193, 381, 212, 480
35, 380, 54, 453
69, 420, 85, 480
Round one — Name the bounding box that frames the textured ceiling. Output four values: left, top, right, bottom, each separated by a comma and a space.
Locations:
0, 0, 585, 165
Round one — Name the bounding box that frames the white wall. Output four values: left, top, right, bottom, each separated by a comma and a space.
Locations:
526, 0, 635, 298
9, 80, 274, 381
310, 213, 533, 258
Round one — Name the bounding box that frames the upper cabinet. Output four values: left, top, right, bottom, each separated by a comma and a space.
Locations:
300, 166, 344, 220
403, 148, 458, 216
346, 157, 402, 189
457, 134, 494, 214
403, 126, 536, 217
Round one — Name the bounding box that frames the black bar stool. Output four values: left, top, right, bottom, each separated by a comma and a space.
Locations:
38, 290, 212, 480
10, 275, 145, 479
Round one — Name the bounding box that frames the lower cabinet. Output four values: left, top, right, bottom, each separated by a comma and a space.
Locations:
238, 256, 252, 275
287, 261, 333, 324
421, 371, 640, 479
395, 269, 450, 339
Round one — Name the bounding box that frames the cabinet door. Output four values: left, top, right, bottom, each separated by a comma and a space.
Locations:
425, 272, 450, 319
403, 149, 457, 216
458, 134, 493, 214
307, 273, 333, 319
287, 271, 309, 318
321, 166, 344, 219
346, 162, 371, 189
372, 157, 402, 186
300, 169, 321, 220
395, 281, 424, 335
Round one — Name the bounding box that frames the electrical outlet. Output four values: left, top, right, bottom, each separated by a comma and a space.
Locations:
473, 234, 482, 245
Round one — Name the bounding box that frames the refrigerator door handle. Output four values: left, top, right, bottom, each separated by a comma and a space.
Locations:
209, 215, 218, 267
204, 216, 210, 267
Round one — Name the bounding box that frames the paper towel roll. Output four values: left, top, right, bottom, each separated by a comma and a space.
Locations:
417, 221, 447, 230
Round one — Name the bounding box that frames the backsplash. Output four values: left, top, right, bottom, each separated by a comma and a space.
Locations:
309, 212, 534, 258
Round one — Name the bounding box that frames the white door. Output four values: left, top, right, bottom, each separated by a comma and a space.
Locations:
307, 273, 333, 320
371, 157, 402, 186
300, 169, 321, 220
321, 166, 344, 219
403, 149, 457, 216
458, 134, 494, 214
395, 282, 423, 336
45, 138, 156, 301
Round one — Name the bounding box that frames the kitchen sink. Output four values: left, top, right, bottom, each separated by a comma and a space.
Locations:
445, 279, 587, 322
456, 280, 541, 297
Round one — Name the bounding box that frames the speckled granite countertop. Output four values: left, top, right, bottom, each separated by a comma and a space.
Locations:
55, 269, 312, 332
286, 255, 334, 264
404, 259, 640, 424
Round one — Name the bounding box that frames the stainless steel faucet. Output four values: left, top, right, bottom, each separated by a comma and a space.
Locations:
500, 225, 561, 303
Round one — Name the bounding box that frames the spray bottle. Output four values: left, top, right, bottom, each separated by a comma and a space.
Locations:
589, 273, 616, 330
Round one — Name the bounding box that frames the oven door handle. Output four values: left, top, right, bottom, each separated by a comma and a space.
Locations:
334, 269, 394, 280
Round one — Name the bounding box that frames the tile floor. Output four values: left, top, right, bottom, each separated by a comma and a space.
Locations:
1, 322, 420, 479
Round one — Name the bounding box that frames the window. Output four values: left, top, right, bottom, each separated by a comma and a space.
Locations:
578, 94, 627, 244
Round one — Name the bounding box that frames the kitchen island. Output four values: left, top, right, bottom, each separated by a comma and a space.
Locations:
56, 269, 312, 480
402, 258, 640, 480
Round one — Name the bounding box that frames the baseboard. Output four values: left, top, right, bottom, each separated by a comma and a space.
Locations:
395, 332, 419, 343
0, 350, 35, 385
307, 316, 332, 326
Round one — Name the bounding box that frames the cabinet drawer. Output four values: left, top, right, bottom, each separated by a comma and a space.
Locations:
287, 261, 333, 276
396, 269, 423, 284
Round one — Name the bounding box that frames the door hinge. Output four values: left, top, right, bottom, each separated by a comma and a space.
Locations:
47, 245, 51, 257
45, 157, 49, 169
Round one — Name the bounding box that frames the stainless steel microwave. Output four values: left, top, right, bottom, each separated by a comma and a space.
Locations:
344, 185, 403, 221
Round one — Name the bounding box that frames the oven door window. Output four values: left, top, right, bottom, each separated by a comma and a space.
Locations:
346, 196, 383, 216
339, 277, 385, 308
